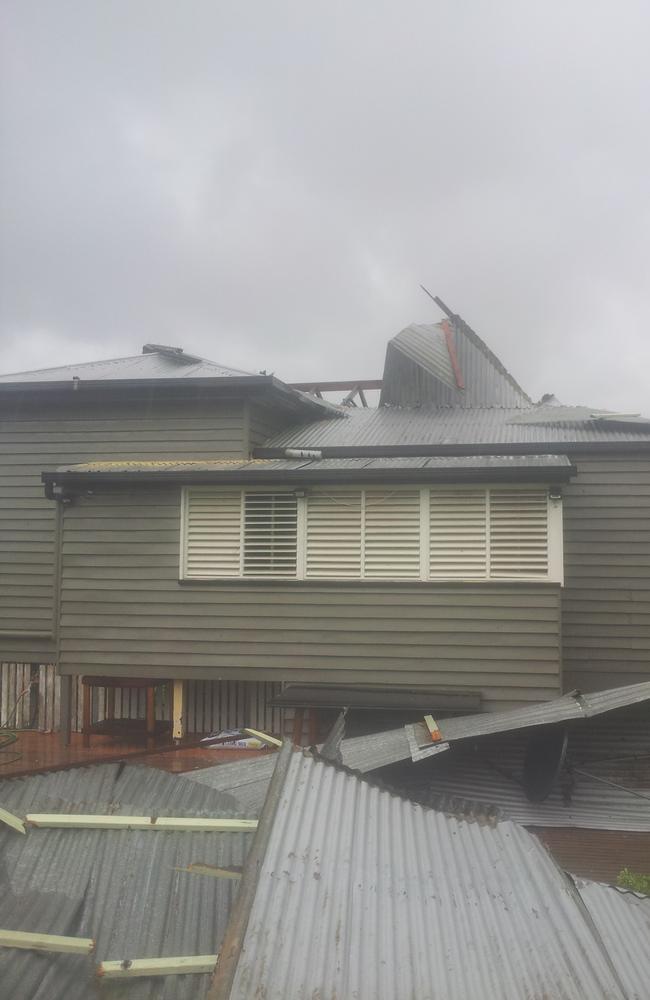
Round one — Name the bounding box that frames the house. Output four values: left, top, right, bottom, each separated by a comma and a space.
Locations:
2, 309, 650, 742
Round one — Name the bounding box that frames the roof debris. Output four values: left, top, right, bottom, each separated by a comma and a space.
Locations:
3, 732, 650, 999
209, 745, 637, 1000
338, 680, 650, 772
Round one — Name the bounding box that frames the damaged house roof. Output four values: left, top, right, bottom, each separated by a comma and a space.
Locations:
379, 318, 532, 408
210, 745, 644, 1000
401, 715, 650, 833
2, 748, 649, 1000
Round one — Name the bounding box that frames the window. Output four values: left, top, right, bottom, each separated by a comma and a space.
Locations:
243, 492, 298, 577
181, 485, 563, 583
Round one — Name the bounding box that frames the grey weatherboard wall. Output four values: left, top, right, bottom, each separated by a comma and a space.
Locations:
57, 486, 562, 710
0, 395, 250, 664
562, 453, 650, 692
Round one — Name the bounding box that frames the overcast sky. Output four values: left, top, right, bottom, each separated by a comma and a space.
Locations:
1, 2, 649, 411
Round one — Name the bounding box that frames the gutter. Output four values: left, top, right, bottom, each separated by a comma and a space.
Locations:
42, 464, 576, 493
0, 374, 343, 420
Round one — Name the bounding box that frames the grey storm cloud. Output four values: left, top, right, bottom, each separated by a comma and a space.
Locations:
1, 0, 650, 412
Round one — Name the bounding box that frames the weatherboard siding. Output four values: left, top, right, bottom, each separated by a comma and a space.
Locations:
562, 453, 650, 691
58, 488, 562, 709
0, 398, 248, 663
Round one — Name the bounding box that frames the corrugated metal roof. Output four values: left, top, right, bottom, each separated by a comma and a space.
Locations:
576, 880, 650, 1000
0, 348, 343, 420
380, 320, 532, 408
397, 706, 650, 832
183, 756, 276, 816
213, 747, 627, 1000
451, 315, 531, 404
433, 681, 650, 743
405, 745, 650, 832
51, 453, 574, 477
339, 681, 650, 773
0, 350, 253, 383
0, 762, 257, 1000
259, 404, 650, 453
390, 323, 457, 387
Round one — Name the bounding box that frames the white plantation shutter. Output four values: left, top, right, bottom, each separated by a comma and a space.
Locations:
305, 490, 362, 578
182, 484, 560, 582
363, 489, 421, 578
243, 492, 298, 577
489, 489, 549, 578
429, 489, 488, 579
184, 489, 242, 578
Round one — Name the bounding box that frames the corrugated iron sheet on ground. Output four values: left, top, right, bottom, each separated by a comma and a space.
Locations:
183, 755, 277, 816
397, 712, 650, 832
339, 680, 650, 773
0, 763, 255, 1000
575, 880, 650, 1000
213, 748, 627, 1000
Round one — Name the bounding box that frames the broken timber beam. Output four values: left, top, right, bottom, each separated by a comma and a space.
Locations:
0, 806, 26, 835
25, 815, 258, 832
424, 715, 443, 742
174, 862, 242, 880
98, 955, 218, 978
243, 727, 282, 748
0, 930, 94, 954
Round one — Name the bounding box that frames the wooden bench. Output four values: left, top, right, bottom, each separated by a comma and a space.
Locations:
81, 676, 172, 749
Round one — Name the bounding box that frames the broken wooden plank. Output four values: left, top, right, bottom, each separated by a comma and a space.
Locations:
0, 930, 94, 954
243, 727, 282, 748
25, 815, 258, 832
98, 954, 218, 978
424, 714, 443, 742
0, 806, 26, 835
174, 862, 242, 880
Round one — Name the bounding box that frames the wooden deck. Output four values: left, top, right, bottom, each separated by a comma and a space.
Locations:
0, 730, 273, 779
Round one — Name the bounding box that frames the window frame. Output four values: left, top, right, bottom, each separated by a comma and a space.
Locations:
180, 483, 564, 584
